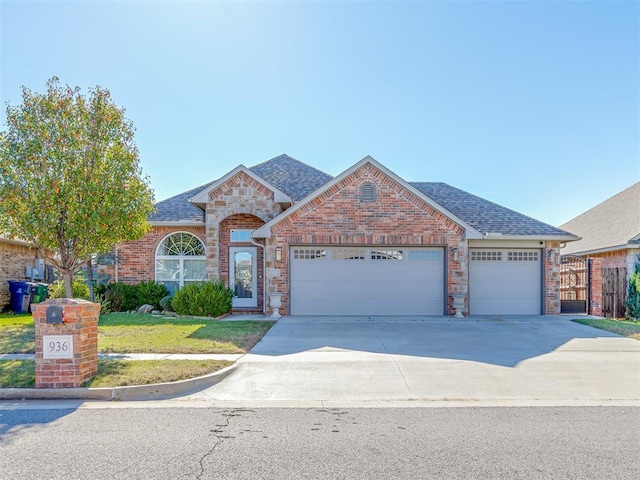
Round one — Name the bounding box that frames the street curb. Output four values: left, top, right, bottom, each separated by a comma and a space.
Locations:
0, 363, 238, 402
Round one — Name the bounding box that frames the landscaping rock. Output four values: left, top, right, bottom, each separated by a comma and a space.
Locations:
137, 304, 154, 314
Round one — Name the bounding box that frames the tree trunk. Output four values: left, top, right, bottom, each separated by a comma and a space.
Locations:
63, 271, 73, 298
87, 258, 95, 302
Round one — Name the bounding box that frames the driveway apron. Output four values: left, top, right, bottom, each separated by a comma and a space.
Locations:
193, 316, 640, 406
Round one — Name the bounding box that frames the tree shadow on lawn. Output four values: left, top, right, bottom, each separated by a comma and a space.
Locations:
248, 316, 639, 367
187, 321, 275, 353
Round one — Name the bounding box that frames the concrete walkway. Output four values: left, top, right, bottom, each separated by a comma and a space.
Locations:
186, 315, 640, 407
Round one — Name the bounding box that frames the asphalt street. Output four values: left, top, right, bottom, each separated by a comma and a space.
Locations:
1, 404, 638, 479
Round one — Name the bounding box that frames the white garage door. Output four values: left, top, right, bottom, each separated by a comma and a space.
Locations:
290, 246, 444, 315
469, 249, 542, 315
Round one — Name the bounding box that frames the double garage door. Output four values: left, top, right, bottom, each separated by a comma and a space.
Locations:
290, 246, 543, 316
469, 248, 542, 315
290, 246, 444, 315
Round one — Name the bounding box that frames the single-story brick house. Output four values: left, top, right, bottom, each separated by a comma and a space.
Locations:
560, 182, 640, 317
111, 154, 577, 316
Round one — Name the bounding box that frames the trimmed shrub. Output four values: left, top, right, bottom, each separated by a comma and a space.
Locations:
104, 282, 138, 312
171, 281, 233, 317
136, 281, 169, 310
48, 280, 90, 300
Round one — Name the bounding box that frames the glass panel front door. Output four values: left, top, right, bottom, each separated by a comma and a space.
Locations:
230, 247, 258, 307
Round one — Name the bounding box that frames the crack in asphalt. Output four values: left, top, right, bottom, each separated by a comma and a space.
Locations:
196, 409, 256, 480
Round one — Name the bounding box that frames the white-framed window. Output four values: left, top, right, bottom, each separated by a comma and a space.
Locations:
230, 229, 254, 242
155, 232, 206, 294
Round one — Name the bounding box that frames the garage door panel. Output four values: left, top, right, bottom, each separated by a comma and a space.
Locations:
291, 247, 444, 315
470, 249, 541, 315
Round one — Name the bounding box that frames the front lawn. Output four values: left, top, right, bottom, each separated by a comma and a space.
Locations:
0, 313, 35, 353
0, 312, 275, 354
572, 318, 640, 340
0, 359, 232, 388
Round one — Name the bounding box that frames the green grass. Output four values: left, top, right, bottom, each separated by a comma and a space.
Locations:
0, 313, 35, 353
0, 359, 36, 387
0, 359, 232, 388
572, 318, 640, 340
98, 313, 274, 353
0, 312, 274, 354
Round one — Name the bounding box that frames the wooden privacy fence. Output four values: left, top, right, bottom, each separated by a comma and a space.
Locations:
603, 267, 627, 318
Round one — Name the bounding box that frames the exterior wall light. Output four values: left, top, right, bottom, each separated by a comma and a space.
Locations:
276, 247, 282, 262
451, 247, 459, 262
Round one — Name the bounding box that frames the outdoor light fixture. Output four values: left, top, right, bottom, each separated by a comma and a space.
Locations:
547, 249, 556, 262
451, 247, 459, 262
276, 247, 282, 262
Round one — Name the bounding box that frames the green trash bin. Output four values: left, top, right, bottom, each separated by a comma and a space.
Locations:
31, 283, 49, 304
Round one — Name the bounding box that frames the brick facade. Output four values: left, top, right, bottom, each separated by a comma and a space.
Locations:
115, 161, 567, 317
108, 226, 206, 284
220, 214, 266, 310
585, 249, 640, 317
32, 298, 100, 388
265, 163, 467, 315
0, 239, 39, 309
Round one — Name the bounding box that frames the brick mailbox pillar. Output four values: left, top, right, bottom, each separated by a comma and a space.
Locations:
32, 298, 100, 388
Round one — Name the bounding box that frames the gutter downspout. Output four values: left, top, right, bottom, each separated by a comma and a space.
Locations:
251, 238, 266, 314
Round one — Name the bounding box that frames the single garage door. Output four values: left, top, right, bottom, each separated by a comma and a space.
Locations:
469, 249, 542, 315
290, 246, 444, 315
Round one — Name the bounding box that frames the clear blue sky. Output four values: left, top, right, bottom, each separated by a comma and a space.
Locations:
1, 0, 638, 227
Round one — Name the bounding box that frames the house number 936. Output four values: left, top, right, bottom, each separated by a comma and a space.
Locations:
49, 340, 69, 352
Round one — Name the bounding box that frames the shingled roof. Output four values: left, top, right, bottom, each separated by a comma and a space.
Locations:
560, 181, 640, 255
150, 154, 333, 223
410, 182, 574, 237
249, 154, 333, 201
150, 154, 574, 239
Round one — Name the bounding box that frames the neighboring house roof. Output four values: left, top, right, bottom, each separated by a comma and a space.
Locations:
560, 181, 640, 255
150, 153, 577, 241
411, 182, 574, 238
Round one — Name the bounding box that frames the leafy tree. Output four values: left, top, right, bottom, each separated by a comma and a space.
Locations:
0, 77, 155, 298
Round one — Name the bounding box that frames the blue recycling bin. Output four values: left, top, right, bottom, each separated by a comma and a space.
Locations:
7, 280, 31, 314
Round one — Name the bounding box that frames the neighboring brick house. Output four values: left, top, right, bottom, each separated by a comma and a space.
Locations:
113, 154, 577, 316
0, 237, 41, 310
560, 182, 640, 317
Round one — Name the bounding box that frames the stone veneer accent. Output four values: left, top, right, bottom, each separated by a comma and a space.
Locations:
32, 298, 100, 388
205, 171, 282, 281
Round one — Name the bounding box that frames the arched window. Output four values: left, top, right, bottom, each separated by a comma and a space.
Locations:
155, 232, 206, 294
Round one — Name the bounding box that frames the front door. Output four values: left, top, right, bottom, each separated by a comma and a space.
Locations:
229, 247, 258, 308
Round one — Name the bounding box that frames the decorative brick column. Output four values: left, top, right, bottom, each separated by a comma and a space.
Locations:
32, 298, 100, 388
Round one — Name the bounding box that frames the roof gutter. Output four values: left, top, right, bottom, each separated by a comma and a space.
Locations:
481, 233, 580, 242
561, 243, 640, 257
150, 221, 206, 227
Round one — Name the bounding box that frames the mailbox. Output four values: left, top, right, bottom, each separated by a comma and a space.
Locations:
46, 305, 64, 324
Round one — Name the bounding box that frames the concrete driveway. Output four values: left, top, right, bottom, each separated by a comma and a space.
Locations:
192, 316, 640, 407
